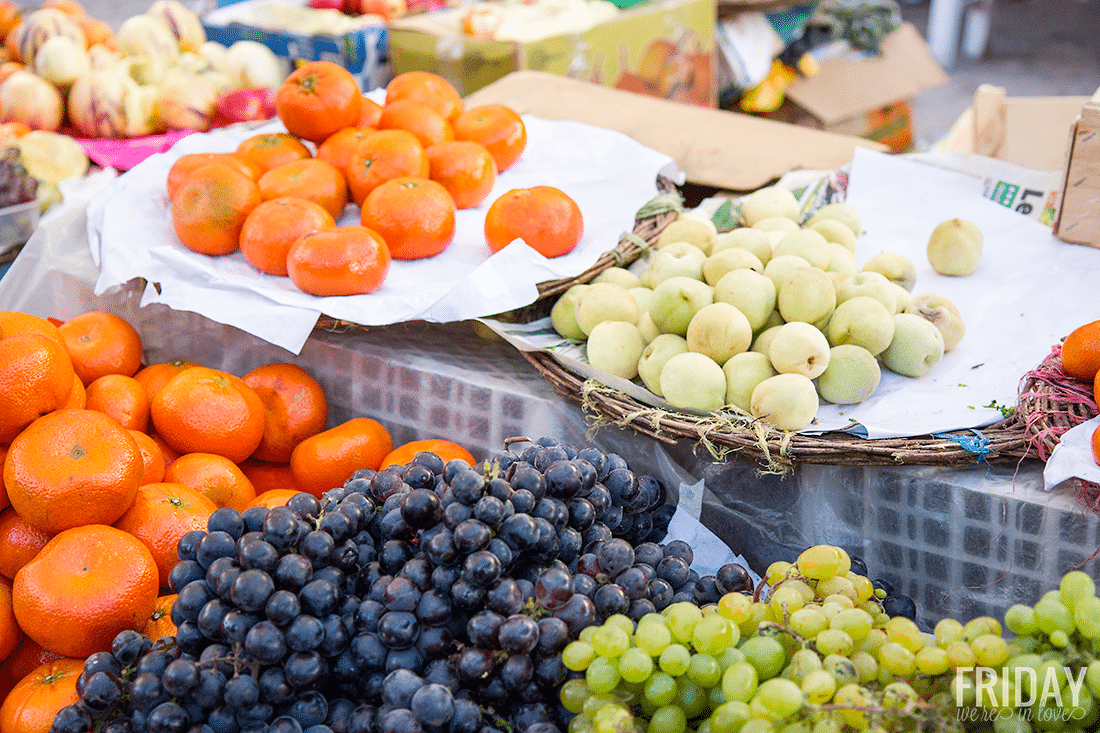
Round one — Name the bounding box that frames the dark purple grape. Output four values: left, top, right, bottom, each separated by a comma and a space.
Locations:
716, 563, 754, 594
485, 578, 523, 617
534, 566, 573, 611
593, 583, 630, 619
662, 540, 694, 565
498, 614, 539, 655
463, 550, 502, 588
377, 611, 418, 649
400, 489, 441, 529
409, 684, 455, 727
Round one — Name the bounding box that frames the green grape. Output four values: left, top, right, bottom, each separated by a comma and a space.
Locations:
1074, 596, 1100, 638
721, 662, 758, 703
645, 672, 679, 707
810, 712, 844, 733
816, 576, 856, 601
1034, 597, 1076, 637
709, 685, 726, 710
883, 616, 925, 652
814, 629, 853, 656
570, 714, 596, 733
877, 640, 916, 678
789, 608, 828, 640
822, 654, 858, 687
717, 647, 747, 670
963, 615, 1003, 641
1035, 659, 1069, 697
739, 636, 786, 681
648, 706, 687, 733
677, 678, 708, 719
667, 603, 704, 644
993, 713, 1033, 733
565, 641, 599, 671
621, 647, 657, 684
606, 614, 637, 636
1061, 570, 1096, 608
914, 645, 950, 676
768, 586, 805, 615
796, 545, 846, 581
699, 719, 713, 733
777, 721, 810, 733
829, 608, 872, 645
594, 704, 633, 733
583, 693, 620, 718
747, 697, 778, 724
641, 612, 672, 628
881, 681, 917, 709
1086, 659, 1100, 698
832, 684, 870, 729
1008, 636, 1042, 656
800, 668, 837, 704
593, 624, 632, 658
945, 640, 976, 668
561, 679, 592, 714
587, 656, 622, 694
737, 602, 768, 638
709, 701, 750, 733
660, 644, 692, 676
934, 617, 964, 646
1005, 604, 1039, 636
694, 614, 738, 656
687, 654, 723, 688
740, 721, 774, 733
638, 621, 674, 657
786, 649, 823, 684
765, 561, 794, 586
580, 626, 598, 644
1050, 629, 1070, 648
718, 593, 754, 625
973, 633, 1010, 667
850, 651, 878, 684
854, 628, 886, 656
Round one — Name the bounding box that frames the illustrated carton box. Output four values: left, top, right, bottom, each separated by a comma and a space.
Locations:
387, 0, 717, 107
1054, 88, 1100, 247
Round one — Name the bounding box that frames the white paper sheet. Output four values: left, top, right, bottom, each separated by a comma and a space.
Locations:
1044, 416, 1100, 490
88, 113, 676, 354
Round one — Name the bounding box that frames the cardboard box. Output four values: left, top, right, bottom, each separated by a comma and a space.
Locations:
464, 70, 886, 192
202, 0, 391, 90
1055, 88, 1100, 247
751, 23, 948, 153
387, 0, 717, 106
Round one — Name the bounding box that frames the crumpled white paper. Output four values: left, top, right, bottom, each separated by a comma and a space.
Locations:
87, 113, 676, 354
1044, 417, 1100, 491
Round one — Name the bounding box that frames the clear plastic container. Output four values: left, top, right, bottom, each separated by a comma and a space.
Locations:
0, 199, 39, 256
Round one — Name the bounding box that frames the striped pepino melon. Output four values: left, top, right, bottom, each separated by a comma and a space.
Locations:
11, 8, 84, 67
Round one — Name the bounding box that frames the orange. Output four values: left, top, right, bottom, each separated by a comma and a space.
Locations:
453, 104, 527, 173
426, 140, 497, 210
1093, 423, 1100, 467
74, 14, 113, 48
379, 438, 476, 470
129, 429, 165, 486
0, 3, 20, 44
61, 374, 85, 410
258, 158, 348, 220
84, 373, 150, 432
484, 186, 584, 258
41, 0, 84, 14
0, 583, 20, 663
1062, 320, 1100, 381
150, 366, 265, 463
290, 417, 393, 498
163, 453, 257, 511
166, 152, 263, 201
58, 311, 143, 386
359, 96, 383, 127
5, 409, 142, 534
142, 594, 177, 642
345, 129, 429, 207
240, 197, 335, 277
114, 482, 218, 589
0, 639, 62, 703
0, 508, 50, 581
171, 162, 263, 256
385, 71, 463, 122
378, 99, 454, 149
149, 433, 180, 468
360, 177, 455, 260
287, 226, 391, 297
236, 132, 312, 174
13, 524, 159, 657
0, 333, 75, 445
242, 363, 329, 463
0, 445, 6, 510
133, 359, 201, 403
0, 311, 68, 354
244, 488, 298, 510
317, 126, 376, 184
0, 658, 83, 733
277, 61, 364, 144
240, 460, 303, 495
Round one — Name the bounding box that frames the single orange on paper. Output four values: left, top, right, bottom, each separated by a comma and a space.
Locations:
287, 226, 391, 297
317, 126, 377, 182
385, 71, 463, 123
360, 177, 455, 260
236, 132, 312, 173
345, 129, 428, 207
484, 186, 583, 258
276, 60, 364, 143
453, 104, 527, 172
426, 140, 496, 210
378, 98, 454, 149
240, 197, 335, 278
170, 162, 262, 256
166, 152, 262, 200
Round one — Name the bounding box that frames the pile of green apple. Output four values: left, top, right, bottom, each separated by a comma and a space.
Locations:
549, 186, 979, 432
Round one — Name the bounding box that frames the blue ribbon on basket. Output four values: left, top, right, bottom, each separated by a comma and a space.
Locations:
931, 428, 992, 464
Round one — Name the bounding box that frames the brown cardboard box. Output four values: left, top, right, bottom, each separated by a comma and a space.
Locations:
1055, 88, 1100, 247
388, 0, 717, 106
464, 70, 886, 192
756, 23, 948, 153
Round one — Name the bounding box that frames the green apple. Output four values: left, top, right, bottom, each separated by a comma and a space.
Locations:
575, 282, 638, 336
862, 251, 917, 292
592, 266, 642, 290
764, 254, 813, 292
713, 268, 777, 332
723, 351, 777, 413
825, 295, 895, 355
686, 302, 753, 366
648, 276, 714, 336
702, 248, 764, 286
817, 344, 881, 404
772, 229, 832, 270
805, 202, 862, 236
712, 227, 773, 265
880, 313, 945, 377
750, 373, 819, 431
657, 216, 718, 255
647, 248, 704, 285
660, 352, 727, 410
777, 267, 836, 327
740, 186, 800, 226
809, 218, 858, 254
550, 284, 589, 340
637, 333, 689, 397
905, 292, 966, 351
768, 321, 831, 378
585, 321, 646, 380
927, 218, 982, 276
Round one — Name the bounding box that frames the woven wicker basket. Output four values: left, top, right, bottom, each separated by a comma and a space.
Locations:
1016, 342, 1099, 460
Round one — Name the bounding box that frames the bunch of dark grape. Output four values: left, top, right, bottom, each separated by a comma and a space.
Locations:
50, 436, 753, 733
0, 147, 37, 207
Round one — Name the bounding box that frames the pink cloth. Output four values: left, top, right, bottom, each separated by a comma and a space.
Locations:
71, 129, 197, 171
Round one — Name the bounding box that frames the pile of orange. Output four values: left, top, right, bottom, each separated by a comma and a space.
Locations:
166, 64, 585, 299
0, 307, 477, 724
